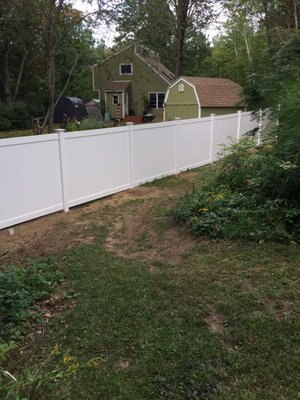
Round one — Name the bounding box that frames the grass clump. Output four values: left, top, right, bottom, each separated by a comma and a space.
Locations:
174, 137, 300, 242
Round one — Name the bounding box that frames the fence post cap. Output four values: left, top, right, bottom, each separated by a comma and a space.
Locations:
126, 122, 134, 125
174, 117, 181, 120
55, 129, 65, 133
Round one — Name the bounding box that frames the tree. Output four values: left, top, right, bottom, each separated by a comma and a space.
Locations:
115, 0, 214, 76
0, 0, 39, 105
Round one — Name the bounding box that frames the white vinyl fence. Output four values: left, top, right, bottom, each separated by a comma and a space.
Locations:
0, 111, 259, 230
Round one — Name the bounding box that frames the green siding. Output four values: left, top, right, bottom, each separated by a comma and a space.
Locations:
93, 46, 170, 118
165, 80, 199, 120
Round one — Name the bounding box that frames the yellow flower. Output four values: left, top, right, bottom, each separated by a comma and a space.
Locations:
199, 208, 209, 212
63, 353, 76, 364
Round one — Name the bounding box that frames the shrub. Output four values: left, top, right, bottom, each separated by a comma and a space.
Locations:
173, 138, 300, 243
174, 188, 300, 242
214, 137, 299, 200
0, 102, 31, 130
65, 117, 109, 132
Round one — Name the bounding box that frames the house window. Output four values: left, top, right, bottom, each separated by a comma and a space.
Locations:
112, 94, 119, 105
149, 92, 165, 109
179, 84, 184, 92
120, 63, 133, 75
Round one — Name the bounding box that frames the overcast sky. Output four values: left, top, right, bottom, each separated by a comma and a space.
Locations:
72, 0, 225, 46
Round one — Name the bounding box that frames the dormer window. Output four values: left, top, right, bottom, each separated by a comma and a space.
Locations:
120, 63, 133, 75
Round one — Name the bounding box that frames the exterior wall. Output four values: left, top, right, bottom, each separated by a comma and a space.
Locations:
93, 46, 169, 118
164, 80, 199, 120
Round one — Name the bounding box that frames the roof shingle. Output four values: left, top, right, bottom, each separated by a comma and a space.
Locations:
181, 77, 243, 107
104, 81, 131, 91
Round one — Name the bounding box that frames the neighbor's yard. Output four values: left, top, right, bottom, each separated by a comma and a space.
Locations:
1, 165, 299, 399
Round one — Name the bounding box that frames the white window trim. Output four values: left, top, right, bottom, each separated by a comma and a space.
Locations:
119, 63, 133, 75
149, 92, 165, 109
112, 94, 119, 105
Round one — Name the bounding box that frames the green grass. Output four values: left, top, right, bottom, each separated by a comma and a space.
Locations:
0, 129, 33, 139
1, 167, 300, 399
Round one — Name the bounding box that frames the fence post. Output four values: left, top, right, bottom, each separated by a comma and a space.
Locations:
56, 129, 69, 212
174, 117, 181, 173
126, 122, 134, 188
236, 110, 242, 139
209, 114, 216, 163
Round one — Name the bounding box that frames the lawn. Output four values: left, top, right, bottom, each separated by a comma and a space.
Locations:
1, 165, 299, 399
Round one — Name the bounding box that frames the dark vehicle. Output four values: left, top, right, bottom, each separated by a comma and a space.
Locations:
54, 97, 88, 122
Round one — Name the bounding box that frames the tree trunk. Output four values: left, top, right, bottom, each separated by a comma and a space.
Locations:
174, 0, 189, 78
12, 49, 28, 104
262, 0, 273, 58
2, 50, 13, 105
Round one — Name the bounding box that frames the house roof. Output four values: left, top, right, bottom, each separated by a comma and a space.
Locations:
181, 77, 243, 107
104, 81, 131, 92
143, 56, 175, 83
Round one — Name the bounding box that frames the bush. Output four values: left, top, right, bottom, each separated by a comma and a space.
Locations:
65, 117, 109, 132
173, 138, 300, 243
0, 102, 32, 130
214, 137, 299, 200
174, 188, 300, 242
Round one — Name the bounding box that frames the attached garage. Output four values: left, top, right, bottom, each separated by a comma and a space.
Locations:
164, 77, 245, 121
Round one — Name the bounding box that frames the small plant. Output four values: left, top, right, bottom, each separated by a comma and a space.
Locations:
1, 345, 105, 400
0, 259, 63, 344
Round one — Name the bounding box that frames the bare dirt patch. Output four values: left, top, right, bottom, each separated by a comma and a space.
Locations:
114, 357, 131, 370
0, 171, 198, 265
204, 312, 227, 334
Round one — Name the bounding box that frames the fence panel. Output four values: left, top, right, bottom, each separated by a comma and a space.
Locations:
64, 127, 130, 207
131, 122, 176, 185
0, 135, 63, 229
0, 111, 260, 230
240, 111, 258, 135
212, 115, 239, 161
177, 117, 211, 170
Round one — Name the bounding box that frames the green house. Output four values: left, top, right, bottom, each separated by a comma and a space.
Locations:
164, 76, 245, 120
92, 44, 174, 121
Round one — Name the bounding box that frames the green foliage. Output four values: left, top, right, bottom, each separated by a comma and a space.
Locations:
64, 118, 110, 132
1, 345, 104, 400
174, 138, 300, 242
0, 102, 32, 130
0, 260, 63, 344
174, 188, 299, 242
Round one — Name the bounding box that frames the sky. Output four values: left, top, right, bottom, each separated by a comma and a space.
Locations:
73, 0, 117, 45
72, 0, 226, 46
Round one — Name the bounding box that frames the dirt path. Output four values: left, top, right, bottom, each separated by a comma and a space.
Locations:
0, 171, 200, 266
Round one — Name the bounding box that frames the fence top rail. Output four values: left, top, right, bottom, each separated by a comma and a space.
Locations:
65, 126, 128, 139
132, 120, 176, 132
0, 133, 58, 147
180, 116, 211, 125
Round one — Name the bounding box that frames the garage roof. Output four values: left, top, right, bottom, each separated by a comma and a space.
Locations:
181, 77, 243, 107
